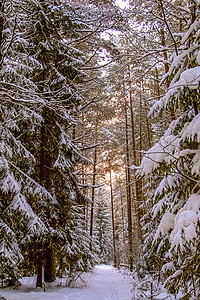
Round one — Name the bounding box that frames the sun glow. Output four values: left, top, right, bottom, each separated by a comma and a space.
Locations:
104, 169, 118, 191
104, 176, 111, 191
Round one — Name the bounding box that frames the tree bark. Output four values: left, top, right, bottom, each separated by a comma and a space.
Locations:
120, 191, 125, 242
128, 78, 143, 252
109, 163, 117, 268
143, 89, 152, 149
44, 246, 56, 283
36, 242, 43, 287
158, 0, 175, 120
90, 130, 97, 238
38, 108, 56, 284
124, 87, 134, 272
190, 2, 198, 116
36, 116, 46, 287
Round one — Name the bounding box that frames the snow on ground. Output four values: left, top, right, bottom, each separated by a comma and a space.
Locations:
0, 265, 132, 300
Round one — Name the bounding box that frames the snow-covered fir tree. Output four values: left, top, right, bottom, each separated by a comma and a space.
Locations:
22, 0, 97, 286
94, 188, 113, 264
138, 0, 200, 297
0, 0, 102, 286
0, 0, 56, 284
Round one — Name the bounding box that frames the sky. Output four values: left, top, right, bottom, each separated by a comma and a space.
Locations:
115, 0, 127, 9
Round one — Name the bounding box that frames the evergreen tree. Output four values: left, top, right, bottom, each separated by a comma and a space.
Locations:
18, 0, 101, 285
1, 0, 124, 285
94, 188, 113, 264
0, 0, 53, 284
139, 0, 200, 296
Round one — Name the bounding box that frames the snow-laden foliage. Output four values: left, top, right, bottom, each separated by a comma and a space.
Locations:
0, 0, 55, 278
132, 270, 173, 300
150, 66, 200, 116
94, 188, 113, 264
0, 0, 107, 284
0, 219, 23, 282
138, 1, 200, 297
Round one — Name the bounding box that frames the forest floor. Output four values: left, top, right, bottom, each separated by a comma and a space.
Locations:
0, 265, 133, 300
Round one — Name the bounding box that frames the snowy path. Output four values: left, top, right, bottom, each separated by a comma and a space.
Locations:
0, 265, 132, 300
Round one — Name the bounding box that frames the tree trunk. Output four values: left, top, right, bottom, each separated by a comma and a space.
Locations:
36, 117, 46, 287
124, 88, 134, 272
120, 188, 125, 254
189, 2, 198, 116
109, 164, 117, 268
158, 0, 175, 120
90, 137, 97, 238
155, 67, 161, 99
80, 113, 88, 229
143, 91, 152, 149
44, 246, 56, 283
38, 108, 56, 284
36, 242, 43, 287
128, 78, 142, 254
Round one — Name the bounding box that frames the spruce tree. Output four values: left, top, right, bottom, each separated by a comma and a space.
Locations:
139, 0, 200, 296
94, 188, 113, 264
0, 0, 54, 284
19, 0, 99, 285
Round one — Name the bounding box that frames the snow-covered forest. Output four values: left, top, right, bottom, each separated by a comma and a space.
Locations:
1, 0, 200, 299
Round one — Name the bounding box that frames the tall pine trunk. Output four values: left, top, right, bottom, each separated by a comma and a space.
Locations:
36, 115, 46, 287
90, 125, 98, 239
190, 1, 198, 115
124, 88, 134, 272
109, 163, 117, 268
36, 107, 56, 285
120, 186, 126, 263
89, 148, 96, 237
36, 242, 43, 287
142, 82, 152, 149
158, 0, 175, 120
44, 245, 56, 283
128, 79, 142, 252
